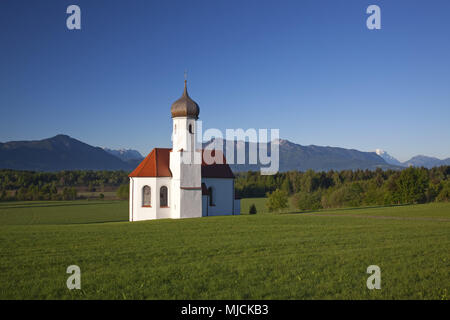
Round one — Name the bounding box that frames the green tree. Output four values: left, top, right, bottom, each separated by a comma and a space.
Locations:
436, 181, 450, 202
323, 182, 364, 208
62, 187, 77, 200
363, 182, 385, 206
266, 189, 288, 213
294, 191, 322, 211
396, 167, 429, 204
300, 170, 319, 193
281, 178, 291, 195
332, 171, 342, 187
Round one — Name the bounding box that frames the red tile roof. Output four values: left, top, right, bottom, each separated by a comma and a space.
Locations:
128, 148, 172, 177
129, 148, 234, 179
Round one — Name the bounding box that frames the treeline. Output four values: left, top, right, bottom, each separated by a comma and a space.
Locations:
236, 166, 450, 210
0, 170, 129, 201
1, 167, 450, 206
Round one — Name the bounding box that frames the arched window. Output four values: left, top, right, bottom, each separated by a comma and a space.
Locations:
142, 186, 151, 207
188, 124, 194, 134
160, 186, 168, 207
208, 187, 214, 206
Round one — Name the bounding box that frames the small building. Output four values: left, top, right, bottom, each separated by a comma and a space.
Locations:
128, 81, 240, 221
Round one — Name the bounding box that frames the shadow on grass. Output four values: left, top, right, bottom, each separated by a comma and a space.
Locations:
284, 203, 413, 215
57, 219, 129, 226
0, 201, 121, 210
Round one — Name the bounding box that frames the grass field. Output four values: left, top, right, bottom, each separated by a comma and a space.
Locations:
0, 200, 449, 299
241, 197, 269, 214
241, 197, 298, 214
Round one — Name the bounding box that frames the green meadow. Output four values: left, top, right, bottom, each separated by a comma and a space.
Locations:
0, 200, 449, 299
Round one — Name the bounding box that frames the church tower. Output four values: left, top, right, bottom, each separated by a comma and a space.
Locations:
169, 80, 202, 218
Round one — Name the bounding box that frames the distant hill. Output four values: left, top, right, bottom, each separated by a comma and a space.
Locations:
1, 135, 447, 172
374, 149, 450, 169
0, 135, 133, 171
103, 148, 143, 161
204, 138, 400, 172
402, 155, 450, 168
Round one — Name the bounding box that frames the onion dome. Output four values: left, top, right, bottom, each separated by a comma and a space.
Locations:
171, 80, 200, 119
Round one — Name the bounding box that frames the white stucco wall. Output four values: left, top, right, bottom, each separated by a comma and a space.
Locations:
234, 199, 241, 215
170, 115, 202, 220
179, 188, 202, 218
201, 178, 235, 216
129, 177, 172, 221
202, 195, 208, 217
172, 117, 197, 153
170, 149, 202, 219
130, 176, 238, 220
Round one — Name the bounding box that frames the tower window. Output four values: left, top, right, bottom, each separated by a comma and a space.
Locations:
142, 186, 151, 207
188, 124, 194, 134
160, 186, 168, 207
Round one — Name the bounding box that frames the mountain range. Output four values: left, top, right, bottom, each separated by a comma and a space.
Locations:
103, 148, 143, 162
203, 138, 398, 172
402, 155, 450, 168
375, 149, 450, 168
375, 149, 404, 166
0, 135, 137, 171
0, 134, 448, 172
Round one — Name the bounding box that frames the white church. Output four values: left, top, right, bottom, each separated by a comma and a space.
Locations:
128, 81, 240, 221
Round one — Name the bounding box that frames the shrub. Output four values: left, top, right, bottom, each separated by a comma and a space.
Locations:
249, 203, 257, 214
266, 189, 289, 213
363, 183, 385, 206
396, 167, 429, 204
293, 191, 322, 211
436, 182, 450, 202
323, 183, 364, 208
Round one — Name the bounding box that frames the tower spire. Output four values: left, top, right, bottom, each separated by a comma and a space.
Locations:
171, 72, 199, 119
183, 70, 188, 94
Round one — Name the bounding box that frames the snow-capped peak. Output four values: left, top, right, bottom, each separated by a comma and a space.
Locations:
374, 149, 403, 166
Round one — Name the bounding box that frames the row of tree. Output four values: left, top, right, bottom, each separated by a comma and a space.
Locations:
0, 185, 78, 201
0, 170, 129, 201
237, 166, 450, 212
1, 166, 449, 206
0, 170, 129, 191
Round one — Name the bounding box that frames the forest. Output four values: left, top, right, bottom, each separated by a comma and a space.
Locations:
0, 170, 129, 201
0, 167, 449, 208
235, 166, 450, 210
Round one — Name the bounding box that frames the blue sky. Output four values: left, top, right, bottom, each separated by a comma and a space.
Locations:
0, 0, 449, 162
